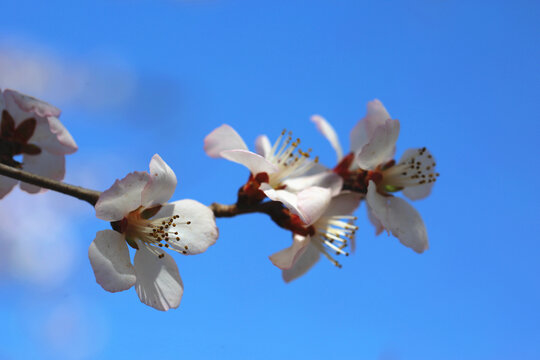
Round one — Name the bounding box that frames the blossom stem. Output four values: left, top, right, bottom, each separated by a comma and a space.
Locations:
0, 163, 101, 206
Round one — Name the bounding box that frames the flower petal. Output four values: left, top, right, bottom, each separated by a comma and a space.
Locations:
296, 186, 332, 226
19, 152, 65, 194
204, 124, 248, 158
269, 234, 310, 270
367, 205, 385, 236
3, 89, 61, 119
311, 114, 343, 162
134, 245, 184, 311
255, 135, 272, 158
322, 191, 362, 218
95, 171, 151, 222
141, 154, 177, 207
350, 99, 391, 152
0, 175, 17, 199
220, 149, 277, 175
152, 199, 219, 255
366, 181, 428, 253
399, 148, 437, 200
355, 118, 400, 170
282, 169, 343, 196
282, 242, 320, 283
31, 116, 77, 155
88, 230, 136, 292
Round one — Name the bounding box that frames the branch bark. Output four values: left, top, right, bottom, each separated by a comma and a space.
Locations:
0, 163, 101, 206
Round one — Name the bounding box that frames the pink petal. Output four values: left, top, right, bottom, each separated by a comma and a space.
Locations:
322, 191, 362, 218
282, 167, 343, 196
282, 242, 321, 283
88, 230, 136, 292
151, 199, 219, 255
269, 234, 310, 270
366, 181, 428, 253
3, 89, 61, 118
220, 149, 277, 175
134, 245, 184, 311
204, 124, 248, 158
0, 175, 17, 199
296, 186, 332, 226
355, 118, 400, 170
367, 205, 385, 236
311, 114, 343, 162
95, 171, 151, 222
141, 154, 177, 207
20, 152, 65, 194
255, 135, 272, 157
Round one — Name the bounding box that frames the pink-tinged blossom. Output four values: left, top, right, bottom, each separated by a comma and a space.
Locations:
269, 188, 362, 282
0, 89, 77, 198
312, 100, 438, 253
89, 154, 218, 311
204, 124, 342, 224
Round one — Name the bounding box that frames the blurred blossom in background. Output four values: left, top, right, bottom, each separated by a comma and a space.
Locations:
0, 0, 539, 359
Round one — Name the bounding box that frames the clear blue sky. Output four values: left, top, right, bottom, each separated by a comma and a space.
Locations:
0, 1, 539, 359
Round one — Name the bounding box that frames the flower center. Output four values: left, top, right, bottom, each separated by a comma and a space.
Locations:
378, 147, 439, 193
313, 215, 358, 268
122, 207, 192, 258
266, 130, 318, 188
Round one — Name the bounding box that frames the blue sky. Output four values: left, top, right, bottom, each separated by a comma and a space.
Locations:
0, 1, 539, 359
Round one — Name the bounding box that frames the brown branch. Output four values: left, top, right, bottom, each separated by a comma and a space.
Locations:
0, 163, 101, 206
0, 163, 298, 232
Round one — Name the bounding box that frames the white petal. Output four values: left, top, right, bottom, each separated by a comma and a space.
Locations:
134, 245, 184, 311
220, 149, 277, 175
204, 124, 248, 158
322, 191, 362, 218
19, 152, 65, 194
296, 186, 332, 226
282, 242, 320, 283
269, 234, 310, 270
141, 154, 177, 207
366, 181, 428, 253
3, 89, 61, 120
355, 118, 400, 170
152, 199, 218, 255
311, 114, 343, 162
399, 148, 437, 200
88, 230, 136, 292
0, 175, 17, 199
350, 100, 390, 151
95, 171, 151, 222
367, 205, 384, 236
255, 135, 272, 158
282, 167, 343, 196
31, 116, 77, 156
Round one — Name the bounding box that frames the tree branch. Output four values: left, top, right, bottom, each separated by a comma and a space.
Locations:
0, 163, 101, 206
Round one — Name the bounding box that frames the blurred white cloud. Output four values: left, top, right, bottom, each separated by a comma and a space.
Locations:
0, 187, 84, 288
0, 36, 137, 112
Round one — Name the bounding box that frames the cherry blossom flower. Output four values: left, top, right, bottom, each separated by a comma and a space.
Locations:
88, 154, 218, 311
269, 187, 361, 282
0, 89, 77, 198
312, 100, 439, 253
204, 124, 342, 224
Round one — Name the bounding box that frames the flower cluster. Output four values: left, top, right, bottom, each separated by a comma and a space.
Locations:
205, 99, 438, 282
0, 89, 77, 198
0, 88, 438, 311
